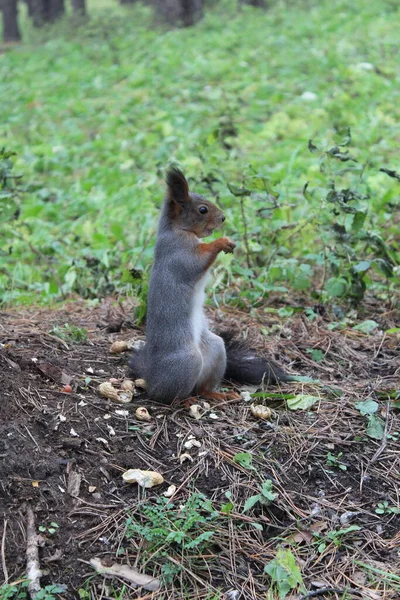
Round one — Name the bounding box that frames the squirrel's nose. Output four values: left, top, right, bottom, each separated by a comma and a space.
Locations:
221, 214, 226, 222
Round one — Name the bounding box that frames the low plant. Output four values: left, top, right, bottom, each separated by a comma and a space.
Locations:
124, 493, 221, 584
375, 501, 400, 515
243, 480, 277, 513
264, 547, 305, 599
0, 582, 66, 600
313, 525, 361, 554
325, 451, 347, 471
50, 323, 87, 343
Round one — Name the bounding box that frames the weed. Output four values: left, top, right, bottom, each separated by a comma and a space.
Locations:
326, 451, 347, 471
243, 480, 277, 513
124, 493, 221, 584
232, 451, 255, 470
375, 501, 400, 515
264, 547, 305, 599
1, 0, 399, 307
50, 323, 87, 343
38, 521, 59, 535
0, 582, 66, 600
314, 525, 361, 554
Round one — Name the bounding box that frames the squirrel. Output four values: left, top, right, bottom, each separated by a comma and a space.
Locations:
129, 167, 291, 404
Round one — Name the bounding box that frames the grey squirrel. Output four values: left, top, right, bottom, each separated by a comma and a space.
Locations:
129, 167, 291, 404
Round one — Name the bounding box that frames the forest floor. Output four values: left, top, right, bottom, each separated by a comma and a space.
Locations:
0, 299, 399, 600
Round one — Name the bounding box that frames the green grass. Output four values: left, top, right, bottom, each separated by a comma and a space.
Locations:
1, 0, 399, 306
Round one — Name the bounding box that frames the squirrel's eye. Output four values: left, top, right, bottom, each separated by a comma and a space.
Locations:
199, 206, 208, 215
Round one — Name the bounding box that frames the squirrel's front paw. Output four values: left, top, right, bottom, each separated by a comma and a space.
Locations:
219, 237, 236, 254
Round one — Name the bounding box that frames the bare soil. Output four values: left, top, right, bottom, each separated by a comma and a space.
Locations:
0, 299, 399, 599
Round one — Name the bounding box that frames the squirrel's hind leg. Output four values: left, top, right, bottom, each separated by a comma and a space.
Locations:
146, 348, 203, 405
194, 331, 231, 397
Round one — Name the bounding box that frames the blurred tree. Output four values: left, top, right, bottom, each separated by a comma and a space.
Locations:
119, 0, 135, 4
240, 0, 266, 6
50, 0, 65, 19
71, 0, 86, 15
1, 0, 21, 42
155, 0, 203, 26
28, 0, 65, 26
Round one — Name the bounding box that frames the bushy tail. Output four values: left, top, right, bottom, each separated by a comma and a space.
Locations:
220, 332, 292, 385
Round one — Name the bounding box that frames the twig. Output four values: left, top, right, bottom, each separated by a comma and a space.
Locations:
26, 506, 42, 597
300, 587, 363, 599
166, 554, 220, 592
238, 194, 252, 270
1, 519, 8, 584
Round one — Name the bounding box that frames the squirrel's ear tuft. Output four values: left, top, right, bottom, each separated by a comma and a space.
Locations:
166, 167, 189, 206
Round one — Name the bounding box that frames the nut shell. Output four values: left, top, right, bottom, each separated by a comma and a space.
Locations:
134, 378, 147, 390
122, 469, 164, 488
98, 382, 132, 404
135, 407, 151, 422
110, 340, 130, 354
98, 382, 120, 401
163, 484, 177, 498
121, 379, 134, 392
250, 404, 272, 420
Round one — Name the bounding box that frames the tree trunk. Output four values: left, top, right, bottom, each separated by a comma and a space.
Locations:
154, 0, 203, 27
29, 0, 64, 26
71, 0, 86, 15
240, 0, 266, 6
182, 0, 202, 26
25, 0, 35, 17
49, 0, 64, 20
1, 0, 21, 42
29, 0, 49, 26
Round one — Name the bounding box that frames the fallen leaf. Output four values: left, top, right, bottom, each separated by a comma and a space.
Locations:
36, 362, 72, 385
287, 394, 320, 410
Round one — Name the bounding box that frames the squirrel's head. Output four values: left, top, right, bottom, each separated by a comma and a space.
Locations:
165, 167, 226, 238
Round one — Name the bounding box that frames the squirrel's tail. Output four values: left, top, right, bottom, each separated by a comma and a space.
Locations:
220, 332, 292, 385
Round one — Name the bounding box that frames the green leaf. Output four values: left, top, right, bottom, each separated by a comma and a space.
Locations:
352, 211, 366, 232
355, 399, 379, 415
325, 277, 347, 298
233, 452, 255, 470
327, 525, 361, 538
243, 494, 261, 513
287, 395, 320, 410
220, 501, 233, 515
264, 548, 305, 597
261, 480, 277, 502
373, 258, 394, 278
306, 348, 324, 362
289, 375, 321, 384
227, 183, 251, 197
366, 415, 385, 440
353, 320, 379, 334
352, 260, 370, 273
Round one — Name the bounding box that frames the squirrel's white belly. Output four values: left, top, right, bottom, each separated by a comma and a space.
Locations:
191, 274, 209, 347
